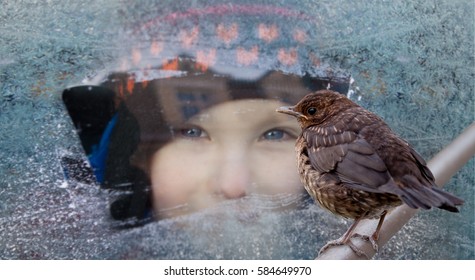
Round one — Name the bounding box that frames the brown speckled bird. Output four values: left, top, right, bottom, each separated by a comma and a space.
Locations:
277, 90, 464, 257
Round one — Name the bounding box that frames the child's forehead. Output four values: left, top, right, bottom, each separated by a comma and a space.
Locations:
188, 99, 294, 124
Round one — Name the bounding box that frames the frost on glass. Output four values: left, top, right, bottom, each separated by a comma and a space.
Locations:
0, 0, 474, 259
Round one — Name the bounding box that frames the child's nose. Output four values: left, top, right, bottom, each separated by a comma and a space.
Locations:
215, 155, 251, 199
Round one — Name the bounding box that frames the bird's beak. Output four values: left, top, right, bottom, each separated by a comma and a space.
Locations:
276, 106, 307, 119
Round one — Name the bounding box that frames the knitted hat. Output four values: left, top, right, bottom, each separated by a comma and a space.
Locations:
116, 3, 349, 80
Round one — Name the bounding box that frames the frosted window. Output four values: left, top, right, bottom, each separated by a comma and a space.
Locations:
0, 0, 473, 259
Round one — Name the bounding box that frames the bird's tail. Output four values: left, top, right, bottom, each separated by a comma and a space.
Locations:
395, 175, 464, 212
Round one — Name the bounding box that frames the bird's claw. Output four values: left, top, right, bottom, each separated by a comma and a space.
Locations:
318, 238, 370, 259
351, 233, 379, 252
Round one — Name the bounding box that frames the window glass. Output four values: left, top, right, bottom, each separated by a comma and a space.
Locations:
0, 0, 473, 259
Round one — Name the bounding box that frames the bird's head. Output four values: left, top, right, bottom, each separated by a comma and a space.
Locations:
276, 90, 357, 129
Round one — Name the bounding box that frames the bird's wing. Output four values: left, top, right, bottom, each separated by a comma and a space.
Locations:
303, 126, 463, 211
407, 145, 436, 185
303, 126, 392, 193
401, 145, 463, 211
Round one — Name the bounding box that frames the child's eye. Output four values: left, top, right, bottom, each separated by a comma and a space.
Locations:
260, 129, 296, 141
179, 127, 208, 139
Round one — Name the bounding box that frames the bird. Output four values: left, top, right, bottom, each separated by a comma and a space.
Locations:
276, 89, 464, 257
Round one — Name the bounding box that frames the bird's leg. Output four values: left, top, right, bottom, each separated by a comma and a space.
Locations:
319, 218, 369, 258
352, 211, 387, 253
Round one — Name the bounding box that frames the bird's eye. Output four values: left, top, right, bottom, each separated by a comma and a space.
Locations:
307, 107, 317, 115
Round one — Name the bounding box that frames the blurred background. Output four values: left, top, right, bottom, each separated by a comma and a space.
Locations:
0, 0, 473, 259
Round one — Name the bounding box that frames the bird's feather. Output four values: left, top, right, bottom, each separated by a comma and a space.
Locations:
304, 127, 392, 192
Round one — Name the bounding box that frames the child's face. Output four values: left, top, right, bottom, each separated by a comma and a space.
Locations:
149, 99, 304, 219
